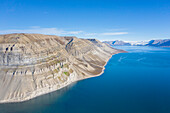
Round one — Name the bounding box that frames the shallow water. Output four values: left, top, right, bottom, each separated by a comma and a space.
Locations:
0, 46, 170, 113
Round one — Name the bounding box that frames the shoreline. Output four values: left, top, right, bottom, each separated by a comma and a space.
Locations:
0, 51, 126, 104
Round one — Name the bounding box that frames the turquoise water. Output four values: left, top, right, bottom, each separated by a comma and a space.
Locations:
1, 46, 170, 113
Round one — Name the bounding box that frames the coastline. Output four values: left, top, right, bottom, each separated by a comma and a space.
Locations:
82, 50, 127, 80
0, 50, 126, 104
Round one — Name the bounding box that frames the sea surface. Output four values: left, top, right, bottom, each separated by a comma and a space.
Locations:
0, 46, 170, 113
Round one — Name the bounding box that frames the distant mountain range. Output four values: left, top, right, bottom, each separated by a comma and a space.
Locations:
103, 39, 170, 47
104, 40, 131, 46
146, 39, 170, 47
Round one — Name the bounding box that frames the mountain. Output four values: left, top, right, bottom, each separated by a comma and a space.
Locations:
103, 40, 131, 46
129, 41, 149, 46
0, 33, 124, 103
146, 39, 170, 47
103, 39, 170, 47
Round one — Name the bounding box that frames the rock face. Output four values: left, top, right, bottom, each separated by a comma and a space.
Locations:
0, 33, 123, 103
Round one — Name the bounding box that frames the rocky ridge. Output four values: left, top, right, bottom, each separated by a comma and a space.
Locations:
146, 39, 170, 47
0, 33, 123, 103
103, 39, 170, 47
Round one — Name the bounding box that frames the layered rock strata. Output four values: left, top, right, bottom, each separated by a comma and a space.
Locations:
0, 33, 124, 103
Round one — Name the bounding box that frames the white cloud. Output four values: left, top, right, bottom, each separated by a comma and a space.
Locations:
0, 27, 129, 39
66, 31, 83, 35
85, 33, 97, 36
101, 32, 128, 36
30, 26, 41, 29
0, 27, 83, 36
106, 28, 128, 32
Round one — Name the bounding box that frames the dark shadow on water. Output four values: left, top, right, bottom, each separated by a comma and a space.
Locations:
0, 82, 76, 113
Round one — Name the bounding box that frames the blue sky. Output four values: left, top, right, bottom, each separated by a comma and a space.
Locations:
0, 0, 170, 41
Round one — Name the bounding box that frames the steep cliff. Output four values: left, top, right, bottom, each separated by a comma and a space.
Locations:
0, 33, 123, 103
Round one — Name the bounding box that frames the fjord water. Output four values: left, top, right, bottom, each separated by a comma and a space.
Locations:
1, 46, 170, 113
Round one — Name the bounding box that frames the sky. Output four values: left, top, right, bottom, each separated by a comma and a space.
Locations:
0, 0, 170, 41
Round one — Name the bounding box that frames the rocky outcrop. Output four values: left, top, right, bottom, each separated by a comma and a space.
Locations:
0, 33, 123, 103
